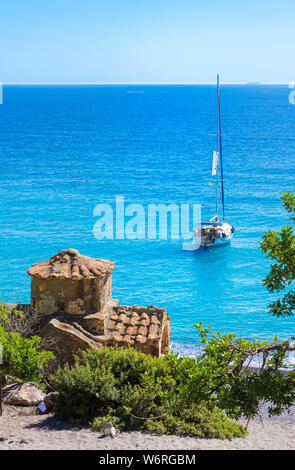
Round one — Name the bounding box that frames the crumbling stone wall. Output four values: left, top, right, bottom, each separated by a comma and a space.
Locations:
30, 273, 112, 315
27, 249, 171, 360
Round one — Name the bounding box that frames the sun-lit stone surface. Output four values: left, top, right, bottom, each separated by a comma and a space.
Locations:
27, 249, 171, 360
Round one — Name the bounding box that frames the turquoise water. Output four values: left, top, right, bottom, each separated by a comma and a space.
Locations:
0, 84, 295, 355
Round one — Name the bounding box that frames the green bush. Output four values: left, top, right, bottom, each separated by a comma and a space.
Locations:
51, 347, 246, 439
0, 302, 44, 337
193, 323, 295, 420
0, 325, 55, 385
0, 303, 22, 326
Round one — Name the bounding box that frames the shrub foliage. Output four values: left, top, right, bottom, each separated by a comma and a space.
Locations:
51, 346, 247, 438
0, 303, 55, 385
260, 190, 295, 317
0, 325, 54, 385
51, 318, 295, 438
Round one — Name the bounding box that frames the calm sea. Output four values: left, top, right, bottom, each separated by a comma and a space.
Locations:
0, 85, 295, 356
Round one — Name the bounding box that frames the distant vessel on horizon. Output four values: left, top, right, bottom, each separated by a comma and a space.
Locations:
193, 74, 235, 248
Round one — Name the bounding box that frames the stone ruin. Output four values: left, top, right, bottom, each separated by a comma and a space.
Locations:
27, 248, 171, 362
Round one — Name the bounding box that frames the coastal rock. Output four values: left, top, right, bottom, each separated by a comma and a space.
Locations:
43, 392, 59, 412
3, 382, 45, 407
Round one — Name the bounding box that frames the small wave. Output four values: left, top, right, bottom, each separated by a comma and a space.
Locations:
171, 342, 295, 369
170, 342, 203, 358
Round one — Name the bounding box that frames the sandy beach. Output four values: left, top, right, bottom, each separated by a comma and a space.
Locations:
0, 405, 295, 450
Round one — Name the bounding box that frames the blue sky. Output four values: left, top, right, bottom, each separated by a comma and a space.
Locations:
0, 0, 293, 83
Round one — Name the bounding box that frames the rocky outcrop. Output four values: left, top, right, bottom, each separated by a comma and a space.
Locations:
3, 382, 45, 406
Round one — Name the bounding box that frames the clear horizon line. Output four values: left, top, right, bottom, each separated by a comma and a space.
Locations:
1, 81, 291, 86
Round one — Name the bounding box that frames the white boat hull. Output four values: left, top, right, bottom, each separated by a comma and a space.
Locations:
193, 221, 234, 248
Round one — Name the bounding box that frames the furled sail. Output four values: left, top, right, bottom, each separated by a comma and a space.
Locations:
212, 150, 219, 176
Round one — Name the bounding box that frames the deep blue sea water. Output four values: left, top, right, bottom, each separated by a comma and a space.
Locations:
0, 85, 295, 357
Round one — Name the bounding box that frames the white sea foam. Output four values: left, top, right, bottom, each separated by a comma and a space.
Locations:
171, 342, 295, 369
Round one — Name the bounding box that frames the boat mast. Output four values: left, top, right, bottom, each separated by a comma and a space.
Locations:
216, 74, 219, 221
218, 76, 225, 221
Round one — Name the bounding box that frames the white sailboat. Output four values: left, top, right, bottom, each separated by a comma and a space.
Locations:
193, 74, 235, 247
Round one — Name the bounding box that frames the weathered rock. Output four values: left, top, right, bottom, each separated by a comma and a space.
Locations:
43, 391, 59, 411
3, 382, 45, 406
